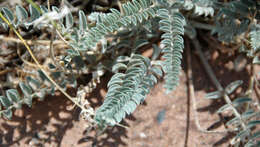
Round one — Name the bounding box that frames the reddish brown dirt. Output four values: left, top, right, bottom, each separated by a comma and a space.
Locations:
0, 48, 257, 147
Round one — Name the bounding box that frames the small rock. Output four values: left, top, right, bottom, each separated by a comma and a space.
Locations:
139, 132, 147, 138
156, 109, 166, 124
29, 138, 40, 146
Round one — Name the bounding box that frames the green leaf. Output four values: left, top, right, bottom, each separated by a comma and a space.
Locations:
245, 141, 255, 147
249, 131, 260, 142
112, 63, 127, 73
218, 97, 252, 113
66, 49, 80, 56
127, 2, 135, 14
2, 7, 14, 24
231, 130, 250, 144
134, 39, 149, 51
26, 77, 41, 90
35, 89, 46, 101
0, 96, 12, 108
139, 0, 148, 8
6, 89, 20, 104
217, 104, 231, 113
225, 80, 243, 94
147, 8, 156, 17
24, 97, 33, 107
29, 4, 40, 21
250, 28, 260, 52
48, 86, 56, 96
97, 23, 109, 33
0, 16, 8, 30
157, 9, 169, 19
148, 74, 157, 85
122, 3, 130, 16
16, 5, 28, 22
40, 5, 48, 13
107, 74, 124, 88
38, 70, 50, 82
151, 67, 163, 77
65, 11, 73, 29
116, 56, 130, 62
159, 26, 171, 33
205, 91, 222, 99
253, 56, 260, 64
95, 54, 152, 127
3, 109, 12, 119
110, 8, 121, 17
79, 10, 87, 32
233, 97, 252, 105
124, 102, 133, 115
226, 116, 239, 126
151, 44, 161, 60
247, 120, 260, 129
19, 82, 33, 107
127, 101, 137, 113
19, 82, 33, 97
241, 109, 256, 119
52, 6, 59, 12
114, 110, 125, 123
133, 0, 141, 10
226, 110, 255, 126
132, 54, 150, 67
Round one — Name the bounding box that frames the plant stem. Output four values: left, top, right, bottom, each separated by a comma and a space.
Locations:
186, 39, 233, 134
246, 62, 255, 97
189, 20, 215, 30
0, 36, 65, 46
0, 69, 13, 76
192, 38, 247, 131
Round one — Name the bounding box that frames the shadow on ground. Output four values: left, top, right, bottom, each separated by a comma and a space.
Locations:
0, 75, 130, 147
182, 36, 251, 146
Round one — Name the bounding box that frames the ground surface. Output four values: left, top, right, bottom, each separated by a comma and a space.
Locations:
0, 48, 256, 147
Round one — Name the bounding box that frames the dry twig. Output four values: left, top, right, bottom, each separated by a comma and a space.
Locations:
186, 39, 233, 134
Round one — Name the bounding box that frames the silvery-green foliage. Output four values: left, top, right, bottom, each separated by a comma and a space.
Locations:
0, 75, 45, 119
205, 80, 260, 146
70, 0, 159, 52
212, 0, 260, 42
158, 8, 185, 93
94, 54, 161, 127
0, 66, 77, 120
0, 4, 41, 29
94, 0, 186, 127
87, 12, 106, 22
249, 26, 260, 54
238, 24, 260, 58
182, 0, 215, 17
15, 5, 28, 25
78, 10, 87, 33
0, 4, 71, 29
67, 0, 159, 57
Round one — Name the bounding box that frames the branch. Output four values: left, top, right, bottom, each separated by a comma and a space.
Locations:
186, 39, 234, 134
0, 36, 65, 46
192, 38, 247, 131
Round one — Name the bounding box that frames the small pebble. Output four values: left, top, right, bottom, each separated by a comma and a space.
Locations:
156, 109, 166, 124
139, 132, 147, 138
